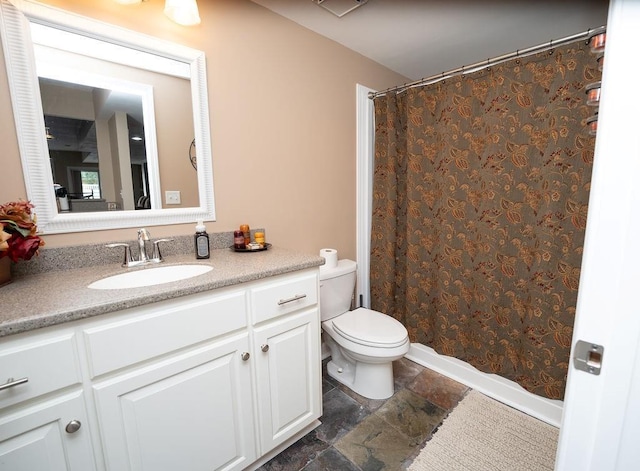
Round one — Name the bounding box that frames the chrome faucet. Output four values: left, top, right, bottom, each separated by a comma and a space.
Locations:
138, 228, 151, 262
106, 228, 173, 268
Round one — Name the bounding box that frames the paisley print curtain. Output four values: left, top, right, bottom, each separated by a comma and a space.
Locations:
370, 40, 600, 400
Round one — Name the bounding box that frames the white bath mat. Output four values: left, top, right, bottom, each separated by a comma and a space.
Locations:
408, 390, 559, 471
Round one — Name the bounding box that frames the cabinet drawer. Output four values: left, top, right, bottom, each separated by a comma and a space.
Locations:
0, 333, 81, 409
84, 289, 247, 378
250, 271, 318, 324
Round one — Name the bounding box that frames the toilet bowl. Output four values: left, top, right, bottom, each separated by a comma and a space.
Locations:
320, 259, 410, 400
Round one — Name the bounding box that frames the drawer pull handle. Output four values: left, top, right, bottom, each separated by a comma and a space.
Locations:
261, 344, 269, 353
277, 294, 307, 305
241, 352, 250, 361
65, 420, 82, 434
0, 377, 28, 391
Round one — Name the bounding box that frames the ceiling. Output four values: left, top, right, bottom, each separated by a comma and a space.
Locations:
249, 0, 609, 81
41, 78, 146, 164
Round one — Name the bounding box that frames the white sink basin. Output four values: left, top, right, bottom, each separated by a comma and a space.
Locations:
88, 264, 213, 290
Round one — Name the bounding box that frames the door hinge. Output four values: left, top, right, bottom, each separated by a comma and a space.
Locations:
573, 340, 604, 375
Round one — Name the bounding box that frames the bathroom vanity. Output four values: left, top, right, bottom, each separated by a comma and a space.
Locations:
0, 247, 323, 471
0, 2, 324, 467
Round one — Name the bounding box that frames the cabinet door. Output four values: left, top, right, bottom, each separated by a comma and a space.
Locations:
93, 334, 256, 471
254, 308, 321, 452
0, 391, 96, 471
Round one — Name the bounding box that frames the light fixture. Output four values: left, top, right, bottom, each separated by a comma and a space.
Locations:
164, 0, 201, 26
131, 135, 143, 141
113, 0, 200, 26
312, 0, 368, 18
45, 127, 55, 140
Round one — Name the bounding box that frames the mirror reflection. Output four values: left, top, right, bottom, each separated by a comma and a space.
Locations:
32, 20, 199, 214
41, 78, 150, 213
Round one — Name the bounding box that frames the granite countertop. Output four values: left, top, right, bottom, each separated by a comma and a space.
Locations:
0, 246, 324, 338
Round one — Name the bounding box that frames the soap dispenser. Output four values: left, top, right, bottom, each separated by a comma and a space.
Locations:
194, 220, 210, 259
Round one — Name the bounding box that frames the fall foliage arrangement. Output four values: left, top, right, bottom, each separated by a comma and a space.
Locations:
0, 200, 45, 262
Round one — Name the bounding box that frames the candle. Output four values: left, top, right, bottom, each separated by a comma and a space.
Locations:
255, 231, 265, 248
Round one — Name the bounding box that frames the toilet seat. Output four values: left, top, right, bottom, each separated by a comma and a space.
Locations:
331, 307, 408, 348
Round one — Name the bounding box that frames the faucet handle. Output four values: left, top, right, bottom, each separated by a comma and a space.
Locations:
138, 228, 150, 240
106, 243, 133, 267
151, 238, 174, 262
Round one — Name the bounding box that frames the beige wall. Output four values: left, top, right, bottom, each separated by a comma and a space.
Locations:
0, 0, 407, 261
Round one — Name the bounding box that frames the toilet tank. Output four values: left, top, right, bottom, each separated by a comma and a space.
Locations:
319, 259, 357, 321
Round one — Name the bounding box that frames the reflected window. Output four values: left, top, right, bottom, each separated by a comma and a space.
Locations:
81, 171, 101, 199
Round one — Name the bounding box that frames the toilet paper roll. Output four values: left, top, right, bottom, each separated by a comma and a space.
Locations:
319, 248, 338, 269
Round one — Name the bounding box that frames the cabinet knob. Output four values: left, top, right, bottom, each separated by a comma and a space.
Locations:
261, 344, 269, 352
241, 352, 250, 361
65, 420, 82, 434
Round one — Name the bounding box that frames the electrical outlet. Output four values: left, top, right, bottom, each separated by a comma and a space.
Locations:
165, 190, 181, 205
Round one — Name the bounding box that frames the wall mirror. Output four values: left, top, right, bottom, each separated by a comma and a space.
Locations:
0, 0, 215, 234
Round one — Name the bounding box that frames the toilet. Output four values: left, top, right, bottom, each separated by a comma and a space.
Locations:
320, 259, 410, 400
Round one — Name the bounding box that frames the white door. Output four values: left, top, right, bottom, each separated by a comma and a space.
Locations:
253, 308, 322, 453
0, 391, 96, 471
555, 0, 640, 468
93, 334, 256, 471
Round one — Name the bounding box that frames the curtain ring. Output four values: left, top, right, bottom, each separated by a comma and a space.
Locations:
486, 58, 491, 71
549, 39, 554, 55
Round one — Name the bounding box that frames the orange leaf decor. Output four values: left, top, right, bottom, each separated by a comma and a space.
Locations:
549, 318, 573, 348
408, 105, 424, 126
447, 198, 466, 220
0, 200, 45, 263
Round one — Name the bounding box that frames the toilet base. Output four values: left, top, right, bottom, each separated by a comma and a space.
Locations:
326, 358, 395, 400
321, 340, 331, 360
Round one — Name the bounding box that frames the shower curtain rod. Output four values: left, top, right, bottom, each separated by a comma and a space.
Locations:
368, 25, 606, 99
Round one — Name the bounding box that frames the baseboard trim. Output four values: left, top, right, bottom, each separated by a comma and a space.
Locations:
406, 343, 563, 427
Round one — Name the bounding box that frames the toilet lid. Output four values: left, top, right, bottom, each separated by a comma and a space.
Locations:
332, 307, 408, 348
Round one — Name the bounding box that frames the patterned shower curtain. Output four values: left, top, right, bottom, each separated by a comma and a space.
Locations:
370, 40, 599, 400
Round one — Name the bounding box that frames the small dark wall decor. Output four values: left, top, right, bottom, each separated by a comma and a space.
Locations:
189, 138, 197, 171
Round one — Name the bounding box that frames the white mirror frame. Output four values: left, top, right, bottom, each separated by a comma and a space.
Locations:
0, 0, 215, 234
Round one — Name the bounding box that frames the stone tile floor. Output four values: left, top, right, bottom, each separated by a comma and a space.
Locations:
257, 358, 469, 471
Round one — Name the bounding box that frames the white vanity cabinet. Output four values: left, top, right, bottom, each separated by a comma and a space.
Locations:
0, 268, 321, 471
92, 334, 255, 471
85, 288, 257, 471
250, 272, 322, 453
0, 332, 97, 471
